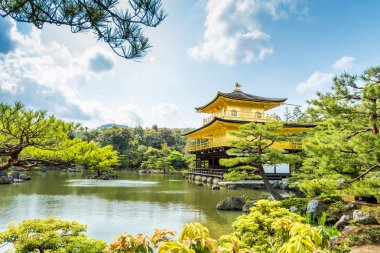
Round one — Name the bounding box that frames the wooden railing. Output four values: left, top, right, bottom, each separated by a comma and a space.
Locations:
186, 140, 303, 152
203, 110, 277, 125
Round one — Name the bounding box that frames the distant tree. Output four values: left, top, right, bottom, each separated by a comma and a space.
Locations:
0, 0, 167, 60
298, 67, 380, 198
283, 106, 307, 123
0, 102, 119, 172
220, 122, 300, 200
0, 218, 106, 252
166, 150, 187, 170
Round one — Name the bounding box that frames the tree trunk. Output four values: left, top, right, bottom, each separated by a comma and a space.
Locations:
257, 163, 284, 200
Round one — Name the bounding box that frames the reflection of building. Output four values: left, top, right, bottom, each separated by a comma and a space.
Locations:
183, 84, 314, 180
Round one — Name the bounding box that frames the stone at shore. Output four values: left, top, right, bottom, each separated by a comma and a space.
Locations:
12, 171, 20, 179
19, 174, 31, 181
0, 171, 8, 177
227, 184, 237, 189
216, 195, 249, 211
352, 210, 379, 225
242, 200, 257, 212
211, 185, 220, 190
335, 215, 351, 229
0, 176, 13, 184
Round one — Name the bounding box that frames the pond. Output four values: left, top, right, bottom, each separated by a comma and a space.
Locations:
0, 171, 271, 242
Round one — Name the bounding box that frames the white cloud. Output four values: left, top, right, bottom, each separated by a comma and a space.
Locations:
0, 19, 116, 122
188, 0, 301, 65
332, 56, 355, 70
116, 105, 144, 126
296, 71, 334, 93
152, 103, 179, 118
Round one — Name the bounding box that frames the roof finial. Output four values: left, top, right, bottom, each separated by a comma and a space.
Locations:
234, 82, 242, 92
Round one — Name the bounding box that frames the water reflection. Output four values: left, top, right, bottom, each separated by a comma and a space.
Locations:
0, 171, 270, 241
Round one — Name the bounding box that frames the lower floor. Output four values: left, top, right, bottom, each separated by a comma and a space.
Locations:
189, 149, 296, 180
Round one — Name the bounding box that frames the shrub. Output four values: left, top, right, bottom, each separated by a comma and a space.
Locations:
280, 198, 309, 211
219, 200, 329, 252
320, 193, 343, 204
327, 201, 346, 217
0, 218, 106, 253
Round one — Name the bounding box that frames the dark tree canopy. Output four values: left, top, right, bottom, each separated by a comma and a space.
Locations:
0, 0, 167, 59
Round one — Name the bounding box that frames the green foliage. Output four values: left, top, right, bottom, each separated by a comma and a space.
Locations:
327, 201, 347, 218
346, 227, 380, 247
220, 121, 301, 200
295, 179, 339, 197
79, 125, 190, 170
0, 102, 119, 173
320, 193, 343, 204
219, 199, 330, 252
105, 223, 217, 253
0, 0, 167, 60
0, 217, 106, 252
348, 177, 380, 202
223, 170, 248, 182
298, 67, 380, 200
280, 198, 309, 211
166, 150, 187, 170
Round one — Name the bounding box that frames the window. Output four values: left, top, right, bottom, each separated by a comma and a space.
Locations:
255, 111, 262, 118
231, 109, 237, 117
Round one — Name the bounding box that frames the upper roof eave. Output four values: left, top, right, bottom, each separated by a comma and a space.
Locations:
195, 91, 287, 111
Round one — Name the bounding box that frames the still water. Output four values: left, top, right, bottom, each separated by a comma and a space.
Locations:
0, 171, 269, 241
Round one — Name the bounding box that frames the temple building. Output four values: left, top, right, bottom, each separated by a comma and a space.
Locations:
184, 84, 314, 180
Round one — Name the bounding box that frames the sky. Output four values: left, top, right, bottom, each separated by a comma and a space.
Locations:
1, 0, 380, 128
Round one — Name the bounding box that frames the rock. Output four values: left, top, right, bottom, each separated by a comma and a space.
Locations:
139, 169, 148, 174
206, 177, 213, 184
242, 201, 257, 212
212, 178, 220, 185
345, 203, 356, 210
0, 176, 13, 184
352, 210, 379, 225
227, 184, 237, 189
211, 185, 220, 190
19, 174, 31, 181
292, 186, 306, 198
289, 206, 298, 213
11, 171, 20, 179
307, 200, 325, 218
216, 195, 249, 211
335, 215, 351, 229
13, 179, 24, 183
341, 226, 358, 236
328, 236, 339, 250
0, 171, 8, 177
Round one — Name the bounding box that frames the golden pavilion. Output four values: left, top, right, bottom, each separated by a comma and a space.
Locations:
184, 83, 314, 179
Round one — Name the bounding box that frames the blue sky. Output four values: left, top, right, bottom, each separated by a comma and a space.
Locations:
0, 0, 380, 128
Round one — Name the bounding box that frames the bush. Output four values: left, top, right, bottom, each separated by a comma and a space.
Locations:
0, 218, 106, 253
327, 201, 346, 217
320, 192, 343, 203
219, 200, 329, 252
280, 198, 309, 211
